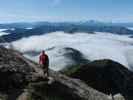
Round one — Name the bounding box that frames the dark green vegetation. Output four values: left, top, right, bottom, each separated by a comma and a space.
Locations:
62, 59, 133, 100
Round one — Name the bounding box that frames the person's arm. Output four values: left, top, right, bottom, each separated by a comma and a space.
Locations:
47, 55, 49, 67
45, 55, 49, 67
46, 55, 49, 77
39, 55, 41, 64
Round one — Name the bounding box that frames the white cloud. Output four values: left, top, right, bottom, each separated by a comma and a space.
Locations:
127, 27, 133, 31
11, 31, 133, 71
0, 29, 10, 37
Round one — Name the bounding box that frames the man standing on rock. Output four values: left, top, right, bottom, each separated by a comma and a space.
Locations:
39, 50, 49, 79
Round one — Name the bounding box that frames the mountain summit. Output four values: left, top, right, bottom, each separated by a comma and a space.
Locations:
0, 46, 113, 100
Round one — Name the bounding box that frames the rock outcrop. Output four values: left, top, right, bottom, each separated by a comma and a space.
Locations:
0, 47, 35, 100
63, 59, 133, 100
50, 71, 110, 100
0, 46, 111, 100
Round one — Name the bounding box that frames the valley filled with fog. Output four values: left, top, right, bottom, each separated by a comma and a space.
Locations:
6, 31, 133, 71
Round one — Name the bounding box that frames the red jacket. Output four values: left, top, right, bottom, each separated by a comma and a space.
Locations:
39, 53, 46, 65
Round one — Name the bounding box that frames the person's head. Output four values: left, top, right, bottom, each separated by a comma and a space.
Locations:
42, 50, 45, 54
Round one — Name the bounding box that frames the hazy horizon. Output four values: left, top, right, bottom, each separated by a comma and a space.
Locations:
0, 0, 133, 23
1, 20, 133, 24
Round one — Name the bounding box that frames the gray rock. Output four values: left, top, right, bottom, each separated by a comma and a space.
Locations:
50, 70, 110, 100
0, 47, 114, 100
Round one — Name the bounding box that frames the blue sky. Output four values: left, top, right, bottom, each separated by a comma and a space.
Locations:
0, 0, 133, 23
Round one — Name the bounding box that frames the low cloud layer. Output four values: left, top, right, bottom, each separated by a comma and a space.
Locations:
127, 27, 133, 31
12, 31, 133, 71
0, 29, 10, 37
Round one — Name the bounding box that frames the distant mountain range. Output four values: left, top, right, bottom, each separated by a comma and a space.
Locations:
0, 20, 133, 42
1, 20, 133, 28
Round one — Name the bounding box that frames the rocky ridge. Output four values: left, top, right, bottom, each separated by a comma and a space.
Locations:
0, 46, 112, 100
